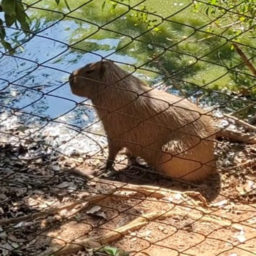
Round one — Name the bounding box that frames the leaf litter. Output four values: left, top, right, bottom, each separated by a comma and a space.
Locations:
1, 121, 256, 256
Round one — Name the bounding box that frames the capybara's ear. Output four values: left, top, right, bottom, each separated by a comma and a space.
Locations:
99, 61, 106, 79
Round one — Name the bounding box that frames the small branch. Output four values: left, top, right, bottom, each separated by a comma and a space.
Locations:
223, 114, 256, 133
217, 129, 256, 144
224, 158, 256, 171
216, 114, 256, 144
228, 103, 256, 120
210, 17, 256, 77
233, 43, 256, 77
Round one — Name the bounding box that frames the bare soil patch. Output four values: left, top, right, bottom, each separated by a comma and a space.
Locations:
1, 137, 256, 256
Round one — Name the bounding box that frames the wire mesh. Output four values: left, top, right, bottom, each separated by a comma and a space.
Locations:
0, 0, 256, 255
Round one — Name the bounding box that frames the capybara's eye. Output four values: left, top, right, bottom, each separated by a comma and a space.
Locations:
85, 69, 94, 74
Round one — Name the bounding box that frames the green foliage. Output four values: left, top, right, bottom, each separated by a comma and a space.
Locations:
0, 18, 12, 51
62, 0, 71, 11
99, 246, 129, 256
193, 0, 256, 37
0, 0, 30, 53
192, 0, 256, 97
0, 0, 70, 53
102, 0, 159, 30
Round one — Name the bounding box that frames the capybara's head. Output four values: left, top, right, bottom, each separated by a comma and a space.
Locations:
69, 60, 144, 100
69, 61, 109, 99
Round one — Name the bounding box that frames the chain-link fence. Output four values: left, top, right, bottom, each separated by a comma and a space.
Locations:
1, 0, 256, 255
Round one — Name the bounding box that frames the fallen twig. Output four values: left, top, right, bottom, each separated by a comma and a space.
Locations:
223, 114, 256, 133
224, 158, 256, 171
217, 129, 256, 144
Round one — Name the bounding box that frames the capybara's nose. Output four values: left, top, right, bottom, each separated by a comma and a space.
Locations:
69, 73, 74, 85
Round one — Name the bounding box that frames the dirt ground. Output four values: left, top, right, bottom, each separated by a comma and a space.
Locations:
1, 137, 256, 256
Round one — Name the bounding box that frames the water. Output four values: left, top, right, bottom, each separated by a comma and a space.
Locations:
0, 19, 138, 117
0, 15, 139, 155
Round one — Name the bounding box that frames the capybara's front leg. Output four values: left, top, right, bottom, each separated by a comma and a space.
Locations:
104, 140, 121, 170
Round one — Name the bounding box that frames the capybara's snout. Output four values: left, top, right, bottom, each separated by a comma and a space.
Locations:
69, 72, 74, 86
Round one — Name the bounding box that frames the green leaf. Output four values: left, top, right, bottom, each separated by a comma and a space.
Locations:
55, 0, 60, 4
15, 2, 30, 32
205, 7, 209, 16
103, 246, 118, 255
100, 246, 129, 256
239, 16, 245, 22
102, 0, 106, 10
0, 19, 6, 38
4, 13, 15, 26
64, 0, 71, 11
0, 37, 14, 54
2, 0, 16, 16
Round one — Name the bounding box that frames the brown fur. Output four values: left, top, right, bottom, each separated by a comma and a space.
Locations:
69, 60, 216, 181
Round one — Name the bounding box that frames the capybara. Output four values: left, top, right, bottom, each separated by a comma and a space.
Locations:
69, 60, 216, 181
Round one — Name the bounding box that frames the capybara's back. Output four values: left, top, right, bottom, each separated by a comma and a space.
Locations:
69, 60, 216, 181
